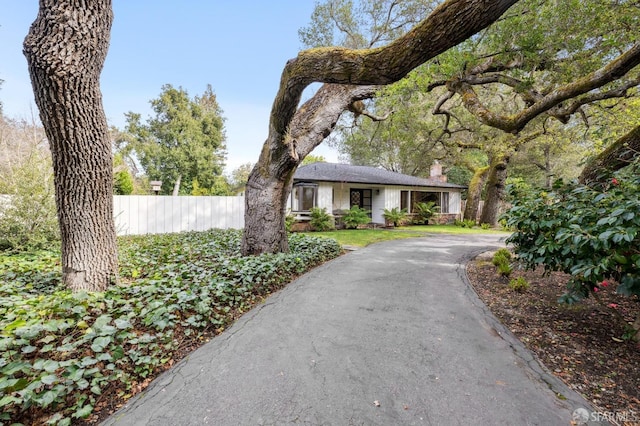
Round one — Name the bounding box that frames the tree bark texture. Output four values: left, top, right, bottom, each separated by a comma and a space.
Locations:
479, 154, 510, 226
242, 0, 520, 255
463, 166, 489, 222
23, 0, 117, 291
579, 124, 640, 185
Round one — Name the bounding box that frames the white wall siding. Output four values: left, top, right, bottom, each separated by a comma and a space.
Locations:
317, 183, 333, 212
113, 195, 244, 236
368, 187, 386, 223
333, 185, 350, 211
449, 191, 462, 214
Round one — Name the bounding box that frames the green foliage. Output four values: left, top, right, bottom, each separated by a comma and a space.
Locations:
503, 160, 640, 303
228, 162, 252, 194
299, 0, 432, 50
382, 207, 407, 227
309, 207, 335, 231
492, 248, 513, 277
284, 213, 296, 233
0, 230, 341, 423
112, 152, 134, 195
301, 155, 326, 166
342, 206, 371, 229
455, 219, 476, 229
123, 84, 227, 195
496, 260, 513, 278
413, 201, 438, 225
480, 223, 491, 230
113, 169, 134, 195
0, 133, 59, 252
492, 248, 512, 266
509, 277, 530, 293
190, 176, 230, 196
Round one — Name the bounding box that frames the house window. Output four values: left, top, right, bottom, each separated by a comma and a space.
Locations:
292, 183, 317, 212
441, 192, 450, 213
411, 191, 439, 212
409, 191, 450, 213
401, 191, 409, 211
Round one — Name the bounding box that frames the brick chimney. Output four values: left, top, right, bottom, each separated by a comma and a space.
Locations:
430, 161, 447, 182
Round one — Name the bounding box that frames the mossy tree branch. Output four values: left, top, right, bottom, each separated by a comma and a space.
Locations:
446, 42, 640, 134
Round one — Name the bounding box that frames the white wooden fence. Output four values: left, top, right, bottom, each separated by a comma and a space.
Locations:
113, 195, 244, 236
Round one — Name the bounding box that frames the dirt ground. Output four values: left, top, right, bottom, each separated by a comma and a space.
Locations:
467, 257, 640, 424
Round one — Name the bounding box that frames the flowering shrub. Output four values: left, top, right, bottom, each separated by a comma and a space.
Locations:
503, 160, 640, 303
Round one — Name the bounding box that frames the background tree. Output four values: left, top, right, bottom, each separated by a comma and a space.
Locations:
227, 162, 253, 194
23, 0, 117, 291
113, 152, 134, 195
0, 114, 58, 250
326, 0, 639, 225
301, 154, 327, 165
124, 84, 227, 195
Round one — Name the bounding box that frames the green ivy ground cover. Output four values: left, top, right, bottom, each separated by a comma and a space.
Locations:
0, 229, 341, 425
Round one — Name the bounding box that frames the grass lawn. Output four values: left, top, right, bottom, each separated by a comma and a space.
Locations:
307, 224, 511, 247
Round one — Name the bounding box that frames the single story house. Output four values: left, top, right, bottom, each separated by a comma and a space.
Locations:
290, 162, 466, 225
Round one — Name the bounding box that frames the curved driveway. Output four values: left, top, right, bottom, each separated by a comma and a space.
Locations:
104, 234, 596, 425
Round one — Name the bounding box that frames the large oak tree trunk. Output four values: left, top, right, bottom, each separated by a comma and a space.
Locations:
479, 153, 510, 226
242, 0, 519, 255
242, 84, 376, 254
463, 166, 489, 222
24, 0, 117, 291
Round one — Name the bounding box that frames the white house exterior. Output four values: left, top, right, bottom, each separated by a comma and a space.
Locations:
290, 163, 466, 225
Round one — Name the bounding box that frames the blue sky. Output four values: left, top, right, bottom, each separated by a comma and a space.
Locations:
0, 1, 340, 173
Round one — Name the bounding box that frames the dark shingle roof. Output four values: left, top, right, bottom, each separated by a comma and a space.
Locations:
293, 163, 466, 189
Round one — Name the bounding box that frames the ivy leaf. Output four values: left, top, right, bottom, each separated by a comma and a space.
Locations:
73, 403, 94, 419
40, 374, 58, 385
91, 336, 112, 352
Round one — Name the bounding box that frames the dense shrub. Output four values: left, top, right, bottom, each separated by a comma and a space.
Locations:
309, 207, 335, 231
382, 207, 407, 227
454, 219, 476, 228
509, 276, 530, 292
492, 249, 513, 277
0, 154, 59, 252
503, 159, 640, 303
342, 206, 370, 229
0, 229, 341, 424
413, 201, 438, 225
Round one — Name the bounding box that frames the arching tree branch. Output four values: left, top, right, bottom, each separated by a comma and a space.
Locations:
446, 42, 640, 134
270, 0, 520, 138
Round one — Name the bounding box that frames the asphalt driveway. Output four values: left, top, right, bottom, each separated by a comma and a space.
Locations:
103, 234, 597, 425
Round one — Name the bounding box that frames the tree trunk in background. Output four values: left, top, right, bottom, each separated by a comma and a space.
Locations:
242, 0, 520, 255
463, 166, 489, 222
172, 174, 182, 196
24, 0, 117, 291
579, 124, 640, 185
479, 154, 510, 226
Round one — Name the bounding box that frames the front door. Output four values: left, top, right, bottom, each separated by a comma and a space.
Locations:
350, 189, 372, 215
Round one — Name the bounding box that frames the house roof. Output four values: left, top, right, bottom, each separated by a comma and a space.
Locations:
293, 163, 467, 189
